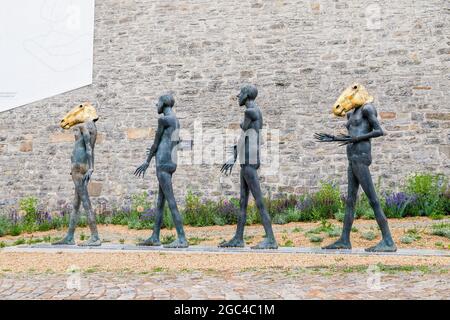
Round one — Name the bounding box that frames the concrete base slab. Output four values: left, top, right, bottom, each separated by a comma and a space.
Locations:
3, 244, 449, 257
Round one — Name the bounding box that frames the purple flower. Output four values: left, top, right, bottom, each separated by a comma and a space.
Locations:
385, 192, 416, 210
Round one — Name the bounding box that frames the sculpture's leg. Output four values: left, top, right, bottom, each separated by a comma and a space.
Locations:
323, 164, 358, 250
52, 188, 80, 245
219, 169, 248, 248
353, 162, 397, 252
78, 182, 101, 246
157, 171, 188, 248
138, 185, 164, 246
245, 166, 278, 250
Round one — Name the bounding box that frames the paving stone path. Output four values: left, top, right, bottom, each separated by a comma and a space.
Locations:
0, 269, 448, 300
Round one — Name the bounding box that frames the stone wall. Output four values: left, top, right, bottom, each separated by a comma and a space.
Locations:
0, 0, 449, 211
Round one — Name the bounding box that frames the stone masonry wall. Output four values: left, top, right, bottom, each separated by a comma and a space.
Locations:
0, 0, 449, 212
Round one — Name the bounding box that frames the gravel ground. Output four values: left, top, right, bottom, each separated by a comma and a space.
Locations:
1, 217, 449, 250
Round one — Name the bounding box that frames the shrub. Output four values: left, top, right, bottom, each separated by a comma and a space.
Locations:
430, 223, 450, 239
400, 235, 414, 244
266, 194, 298, 218
334, 210, 345, 222
19, 196, 38, 226
361, 231, 376, 241
405, 173, 448, 216
308, 235, 323, 243
383, 192, 416, 218
311, 182, 343, 219
183, 191, 218, 227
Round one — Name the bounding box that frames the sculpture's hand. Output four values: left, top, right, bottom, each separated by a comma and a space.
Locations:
221, 157, 236, 176
83, 169, 94, 185
134, 162, 149, 178
314, 133, 337, 142
337, 135, 358, 146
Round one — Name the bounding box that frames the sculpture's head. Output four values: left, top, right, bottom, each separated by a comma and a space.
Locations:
156, 94, 175, 114
237, 84, 258, 106
332, 83, 374, 117
60, 102, 98, 129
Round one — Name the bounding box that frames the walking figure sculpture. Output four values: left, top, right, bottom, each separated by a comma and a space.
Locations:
220, 85, 278, 249
315, 83, 397, 252
53, 102, 101, 246
134, 94, 188, 248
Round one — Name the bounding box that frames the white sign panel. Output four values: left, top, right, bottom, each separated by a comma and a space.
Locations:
0, 0, 95, 112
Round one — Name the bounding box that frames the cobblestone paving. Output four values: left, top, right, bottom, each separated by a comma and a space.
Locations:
0, 270, 448, 300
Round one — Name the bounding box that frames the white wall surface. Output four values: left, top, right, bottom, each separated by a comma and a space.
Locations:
0, 0, 95, 112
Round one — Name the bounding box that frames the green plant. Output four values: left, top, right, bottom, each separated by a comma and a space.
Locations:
19, 196, 38, 226
80, 232, 86, 241
161, 234, 176, 245
361, 231, 376, 241
308, 235, 323, 243
430, 223, 450, 239
400, 235, 414, 244
188, 237, 210, 245
282, 239, 294, 247
404, 228, 422, 241
334, 210, 345, 222
273, 214, 288, 225
405, 173, 448, 216
311, 182, 344, 219
0, 241, 6, 248
292, 227, 303, 233
119, 238, 125, 244
435, 242, 444, 249
13, 238, 26, 246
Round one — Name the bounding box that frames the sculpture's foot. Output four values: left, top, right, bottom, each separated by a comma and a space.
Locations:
137, 236, 161, 246
251, 238, 278, 250
52, 236, 75, 245
218, 237, 244, 248
78, 237, 101, 247
163, 238, 189, 248
365, 239, 397, 252
322, 239, 352, 250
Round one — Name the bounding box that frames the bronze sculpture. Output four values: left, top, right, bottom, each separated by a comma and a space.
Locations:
220, 85, 278, 249
53, 102, 101, 246
315, 83, 397, 252
134, 94, 188, 248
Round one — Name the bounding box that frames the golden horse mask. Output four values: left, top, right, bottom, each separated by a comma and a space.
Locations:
60, 102, 99, 129
332, 83, 374, 117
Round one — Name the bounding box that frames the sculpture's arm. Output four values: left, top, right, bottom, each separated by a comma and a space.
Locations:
80, 126, 94, 184
240, 109, 258, 131
134, 117, 168, 178
314, 133, 351, 143
145, 117, 169, 163
339, 104, 384, 146
359, 104, 384, 140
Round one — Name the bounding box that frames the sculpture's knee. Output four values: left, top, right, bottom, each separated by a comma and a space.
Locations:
368, 198, 380, 209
